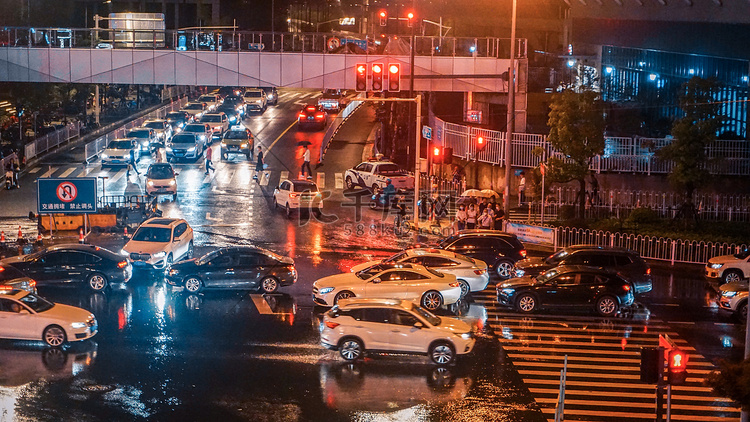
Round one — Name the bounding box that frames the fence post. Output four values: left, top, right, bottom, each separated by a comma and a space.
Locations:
670, 240, 676, 266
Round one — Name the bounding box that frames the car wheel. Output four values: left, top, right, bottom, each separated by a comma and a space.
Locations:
738, 301, 748, 322
429, 342, 455, 365
87, 273, 108, 292
173, 193, 177, 201
260, 276, 279, 294
334, 290, 355, 304
723, 270, 744, 284
596, 295, 619, 317
339, 337, 363, 361
285, 203, 292, 218
457, 280, 470, 298
186, 241, 194, 259
184, 276, 203, 293
166, 253, 173, 268
516, 293, 537, 313
273, 197, 278, 209
421, 290, 444, 311
43, 325, 67, 348
495, 260, 514, 279
345, 176, 354, 190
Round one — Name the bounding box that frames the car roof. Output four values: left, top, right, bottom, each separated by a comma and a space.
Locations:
44, 243, 112, 254
0, 289, 29, 299
404, 248, 463, 259
144, 119, 165, 123
141, 217, 184, 227
564, 244, 640, 255
148, 163, 173, 170
336, 298, 412, 310
202, 112, 225, 117
453, 229, 518, 239
288, 179, 318, 187
361, 160, 398, 165
549, 265, 621, 275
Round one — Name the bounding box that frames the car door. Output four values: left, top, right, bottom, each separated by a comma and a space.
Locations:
388, 309, 432, 353
36, 251, 71, 284
540, 273, 580, 307
357, 307, 392, 351
171, 223, 189, 260
62, 251, 90, 283
364, 270, 408, 299
0, 298, 22, 338
202, 252, 237, 288
397, 270, 435, 301
360, 163, 374, 187
445, 238, 482, 261
276, 181, 290, 205
236, 252, 263, 289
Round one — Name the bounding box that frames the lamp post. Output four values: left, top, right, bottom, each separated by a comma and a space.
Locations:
503, 0, 517, 216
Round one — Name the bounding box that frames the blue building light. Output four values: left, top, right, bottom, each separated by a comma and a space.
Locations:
743, 76, 749, 83
688, 69, 695, 75
469, 45, 476, 53
605, 66, 614, 74
649, 74, 658, 81
567, 60, 575, 67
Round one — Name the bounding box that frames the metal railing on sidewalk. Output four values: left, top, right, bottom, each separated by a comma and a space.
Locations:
24, 122, 82, 161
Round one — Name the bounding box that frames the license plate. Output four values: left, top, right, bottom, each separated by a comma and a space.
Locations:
229, 146, 238, 150
307, 116, 314, 120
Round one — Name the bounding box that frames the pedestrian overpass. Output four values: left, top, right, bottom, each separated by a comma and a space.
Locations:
0, 28, 521, 92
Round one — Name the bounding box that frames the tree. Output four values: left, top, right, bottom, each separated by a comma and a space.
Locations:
546, 89, 605, 218
658, 76, 723, 220
705, 358, 750, 410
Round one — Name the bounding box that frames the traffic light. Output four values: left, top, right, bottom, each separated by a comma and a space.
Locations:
433, 146, 443, 164
406, 11, 415, 27
387, 63, 401, 92
476, 135, 487, 152
355, 63, 367, 92
667, 348, 689, 385
379, 10, 387, 26
371, 63, 384, 92
443, 147, 453, 165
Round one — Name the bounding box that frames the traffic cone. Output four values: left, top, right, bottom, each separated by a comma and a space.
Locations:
17, 226, 22, 239
0, 231, 5, 242
36, 233, 42, 244
123, 226, 128, 238
79, 228, 85, 244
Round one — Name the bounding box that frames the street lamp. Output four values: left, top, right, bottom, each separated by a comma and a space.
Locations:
503, 0, 518, 217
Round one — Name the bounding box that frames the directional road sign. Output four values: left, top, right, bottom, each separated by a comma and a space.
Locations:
38, 178, 98, 214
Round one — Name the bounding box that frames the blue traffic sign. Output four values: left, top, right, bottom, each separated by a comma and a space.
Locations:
38, 178, 98, 214
422, 125, 432, 140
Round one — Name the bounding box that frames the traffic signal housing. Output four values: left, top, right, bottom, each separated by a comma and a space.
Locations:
667, 348, 689, 385
406, 12, 415, 27
433, 146, 443, 164
388, 63, 400, 92
355, 63, 367, 92
379, 10, 387, 26
476, 135, 487, 152
371, 63, 384, 92
640, 347, 662, 384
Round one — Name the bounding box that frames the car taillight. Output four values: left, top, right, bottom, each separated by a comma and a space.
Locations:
315, 113, 325, 120
118, 260, 128, 268
474, 269, 486, 275
449, 282, 460, 287
623, 284, 631, 292
29, 279, 36, 289
646, 268, 651, 275
306, 106, 316, 112
289, 193, 299, 198
298, 113, 306, 119
325, 321, 340, 329
519, 249, 527, 258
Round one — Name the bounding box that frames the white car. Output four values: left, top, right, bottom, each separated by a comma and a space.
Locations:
143, 119, 173, 142
243, 88, 267, 112
181, 123, 212, 147
312, 263, 462, 311
351, 248, 489, 298
273, 179, 323, 217
181, 101, 207, 119
101, 138, 137, 165
344, 160, 415, 192
198, 94, 221, 111
122, 217, 194, 269
320, 298, 476, 364
145, 163, 177, 200
166, 133, 204, 162
718, 282, 749, 320
126, 127, 157, 154
0, 289, 97, 347
706, 250, 750, 284
199, 112, 229, 138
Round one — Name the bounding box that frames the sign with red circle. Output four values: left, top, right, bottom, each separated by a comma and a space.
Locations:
56, 182, 78, 203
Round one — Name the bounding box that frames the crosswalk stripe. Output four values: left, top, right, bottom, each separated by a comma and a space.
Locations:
108, 169, 126, 184
317, 172, 325, 189
540, 408, 735, 421
40, 167, 57, 178
518, 361, 714, 374
298, 93, 312, 99
335, 173, 344, 189
506, 353, 716, 367
260, 171, 270, 186
535, 397, 736, 413
29, 167, 41, 174
311, 92, 322, 98
280, 171, 289, 181
528, 387, 735, 402
59, 167, 76, 178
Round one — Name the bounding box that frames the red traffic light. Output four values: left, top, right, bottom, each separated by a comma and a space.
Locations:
406, 11, 415, 27
387, 63, 400, 92
379, 10, 387, 26
371, 63, 384, 92
433, 146, 443, 164
355, 63, 367, 92
476, 135, 487, 151
668, 349, 688, 372
433, 147, 441, 156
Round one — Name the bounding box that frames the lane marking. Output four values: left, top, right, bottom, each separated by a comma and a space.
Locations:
335, 173, 344, 189
260, 171, 270, 186
280, 171, 289, 181
59, 167, 76, 178
109, 169, 126, 184
317, 172, 325, 189
29, 167, 41, 174
40, 166, 57, 178
265, 121, 297, 153
205, 212, 221, 221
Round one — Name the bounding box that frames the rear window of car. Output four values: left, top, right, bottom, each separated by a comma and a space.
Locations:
224, 131, 249, 140
183, 124, 206, 132
293, 182, 318, 192
615, 255, 634, 266
201, 115, 222, 122
376, 164, 403, 174
245, 91, 262, 98
184, 103, 204, 110
166, 112, 183, 120
144, 122, 164, 129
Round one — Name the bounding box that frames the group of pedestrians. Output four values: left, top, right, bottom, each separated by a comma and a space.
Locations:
4, 158, 20, 189
455, 199, 504, 231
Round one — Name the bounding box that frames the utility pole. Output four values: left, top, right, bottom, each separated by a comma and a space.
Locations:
503, 0, 518, 216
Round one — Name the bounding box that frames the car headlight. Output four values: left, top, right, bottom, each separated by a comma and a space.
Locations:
168, 268, 178, 276
169, 180, 176, 186
101, 153, 108, 159
319, 287, 334, 295
188, 147, 196, 152
501, 288, 515, 295
240, 143, 248, 148
120, 249, 129, 256
710, 263, 724, 269
71, 322, 87, 329
723, 291, 738, 297
221, 141, 227, 146
230, 117, 237, 122
457, 333, 472, 340
200, 135, 206, 140
178, 122, 184, 128
153, 251, 167, 259
515, 269, 525, 277
147, 180, 154, 186
166, 147, 173, 152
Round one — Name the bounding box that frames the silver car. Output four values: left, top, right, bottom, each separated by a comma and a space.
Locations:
718, 281, 749, 321
350, 248, 490, 298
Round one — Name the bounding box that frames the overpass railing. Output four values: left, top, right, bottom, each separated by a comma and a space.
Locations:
0, 27, 525, 59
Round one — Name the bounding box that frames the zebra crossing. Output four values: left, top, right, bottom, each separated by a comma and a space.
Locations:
472, 290, 741, 421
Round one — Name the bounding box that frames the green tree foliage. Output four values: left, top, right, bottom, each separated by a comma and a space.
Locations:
546, 90, 605, 218
658, 77, 722, 201
705, 358, 750, 410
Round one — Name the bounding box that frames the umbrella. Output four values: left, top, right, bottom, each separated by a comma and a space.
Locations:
460, 189, 483, 197
296, 140, 312, 147
480, 189, 500, 198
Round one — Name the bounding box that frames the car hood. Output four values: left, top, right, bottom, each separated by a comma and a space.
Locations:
0, 255, 26, 266
103, 148, 130, 155
720, 281, 749, 293
170, 258, 198, 270
350, 260, 383, 273
434, 317, 473, 335
147, 177, 175, 184
498, 276, 537, 290
709, 255, 745, 265
41, 303, 94, 322
313, 273, 361, 289
122, 240, 170, 255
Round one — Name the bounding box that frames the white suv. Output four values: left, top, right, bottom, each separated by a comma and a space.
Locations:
243, 88, 267, 113
706, 250, 750, 284
122, 218, 194, 269
320, 298, 476, 365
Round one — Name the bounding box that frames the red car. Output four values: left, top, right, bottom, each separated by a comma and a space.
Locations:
297, 105, 327, 130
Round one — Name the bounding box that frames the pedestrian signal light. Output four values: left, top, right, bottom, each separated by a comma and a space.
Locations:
379, 10, 387, 26
388, 63, 400, 92
477, 135, 486, 151
407, 12, 415, 27
371, 63, 384, 92
355, 63, 367, 92
667, 348, 689, 385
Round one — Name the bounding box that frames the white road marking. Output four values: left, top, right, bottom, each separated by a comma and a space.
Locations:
280, 171, 289, 181
40, 167, 57, 178
59, 168, 76, 178
109, 169, 126, 184
260, 172, 270, 186
335, 173, 344, 189
205, 212, 221, 221
211, 185, 227, 194
317, 172, 325, 189
29, 167, 41, 174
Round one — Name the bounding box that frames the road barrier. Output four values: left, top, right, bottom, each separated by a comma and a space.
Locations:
24, 122, 82, 161
319, 97, 364, 165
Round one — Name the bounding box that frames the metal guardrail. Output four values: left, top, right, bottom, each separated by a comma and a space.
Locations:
83, 97, 188, 163
24, 122, 82, 161
0, 27, 524, 59
319, 97, 364, 165
431, 116, 750, 176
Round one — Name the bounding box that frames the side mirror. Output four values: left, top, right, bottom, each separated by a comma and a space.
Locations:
413, 322, 424, 329
371, 278, 381, 284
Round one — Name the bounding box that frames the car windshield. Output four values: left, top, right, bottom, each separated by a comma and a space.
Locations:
184, 103, 203, 110
546, 249, 570, 265
293, 182, 318, 192
0, 265, 26, 281
197, 250, 222, 265
166, 112, 183, 120
734, 250, 750, 259
132, 226, 172, 242
376, 164, 405, 174
201, 115, 222, 123
107, 140, 132, 149
245, 91, 262, 98
424, 267, 445, 278
355, 265, 386, 280
199, 96, 216, 102
147, 165, 174, 179
536, 268, 561, 283
183, 124, 204, 133
224, 131, 249, 140
410, 303, 441, 326
128, 130, 150, 138
383, 251, 407, 263
171, 134, 196, 145
144, 122, 164, 129
19, 292, 54, 313
437, 237, 455, 248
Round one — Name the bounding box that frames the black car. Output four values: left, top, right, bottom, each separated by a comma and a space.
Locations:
297, 104, 327, 130
165, 111, 192, 130
0, 244, 132, 291
215, 103, 242, 125
223, 95, 245, 109
260, 87, 279, 105
514, 245, 653, 295
496, 265, 635, 317
0, 264, 36, 292
165, 246, 297, 294
435, 230, 526, 279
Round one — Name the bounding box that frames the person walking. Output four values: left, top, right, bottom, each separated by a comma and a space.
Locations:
204, 146, 215, 174
254, 146, 264, 180
127, 149, 139, 179
518, 171, 526, 206
466, 203, 478, 229
301, 145, 312, 179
